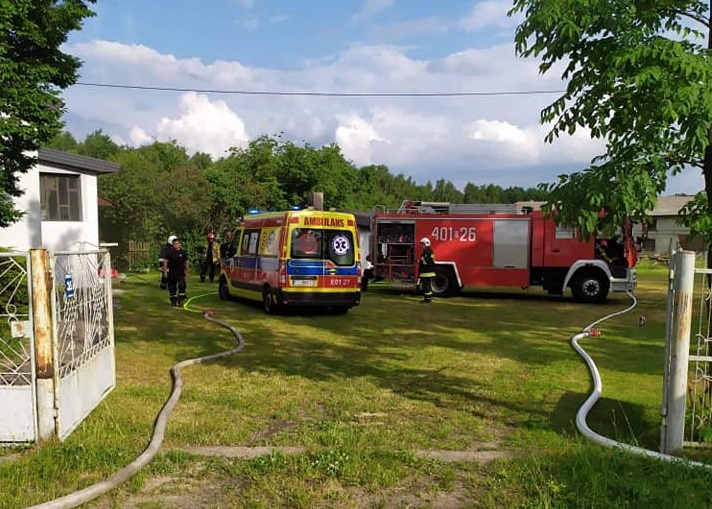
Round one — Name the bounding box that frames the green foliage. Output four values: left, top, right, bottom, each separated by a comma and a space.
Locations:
0, 0, 97, 227
511, 0, 711, 238
78, 129, 120, 160
45, 130, 550, 254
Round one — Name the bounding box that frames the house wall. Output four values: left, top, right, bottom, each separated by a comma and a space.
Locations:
0, 163, 100, 252
650, 217, 690, 255
358, 227, 370, 266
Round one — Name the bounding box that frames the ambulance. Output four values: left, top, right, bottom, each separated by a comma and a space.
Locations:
218, 209, 362, 313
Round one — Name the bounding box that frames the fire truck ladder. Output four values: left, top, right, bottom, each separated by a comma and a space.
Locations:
397, 201, 521, 215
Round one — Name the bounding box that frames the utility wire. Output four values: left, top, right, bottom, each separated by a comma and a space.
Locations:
76, 81, 565, 97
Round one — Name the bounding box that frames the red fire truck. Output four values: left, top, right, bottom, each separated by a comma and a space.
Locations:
370, 200, 637, 303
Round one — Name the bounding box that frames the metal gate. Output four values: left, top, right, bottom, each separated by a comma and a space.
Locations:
0, 249, 115, 444
684, 262, 712, 447
52, 250, 115, 440
0, 253, 35, 442
661, 251, 712, 452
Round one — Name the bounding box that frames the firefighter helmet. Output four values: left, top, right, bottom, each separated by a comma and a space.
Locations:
167, 235, 177, 244
420, 237, 430, 247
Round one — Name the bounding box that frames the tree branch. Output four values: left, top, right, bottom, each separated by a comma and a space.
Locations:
673, 9, 711, 29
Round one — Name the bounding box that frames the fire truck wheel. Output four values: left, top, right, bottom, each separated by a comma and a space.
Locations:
431, 268, 456, 297
263, 288, 278, 315
571, 271, 609, 303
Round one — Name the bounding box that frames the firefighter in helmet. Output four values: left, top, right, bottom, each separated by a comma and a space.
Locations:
199, 231, 220, 283
418, 237, 436, 303
159, 235, 177, 289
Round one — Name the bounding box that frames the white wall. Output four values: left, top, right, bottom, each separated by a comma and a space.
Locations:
0, 162, 100, 252
359, 227, 370, 266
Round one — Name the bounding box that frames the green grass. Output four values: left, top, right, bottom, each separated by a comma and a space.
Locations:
2, 264, 712, 508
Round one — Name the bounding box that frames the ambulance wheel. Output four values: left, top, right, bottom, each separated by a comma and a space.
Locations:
218, 278, 230, 300
263, 288, 278, 315
431, 268, 457, 297
571, 271, 609, 303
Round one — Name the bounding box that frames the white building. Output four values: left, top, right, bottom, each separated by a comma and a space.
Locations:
635, 195, 699, 255
0, 148, 120, 252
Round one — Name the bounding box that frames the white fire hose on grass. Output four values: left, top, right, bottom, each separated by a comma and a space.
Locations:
25, 300, 244, 509
25, 289, 712, 508
573, 291, 712, 470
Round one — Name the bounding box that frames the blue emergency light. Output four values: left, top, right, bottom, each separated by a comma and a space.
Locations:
247, 207, 261, 214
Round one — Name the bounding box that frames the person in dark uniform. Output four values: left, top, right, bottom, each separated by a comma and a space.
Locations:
418, 237, 436, 303
361, 255, 374, 291
200, 231, 220, 283
158, 235, 176, 289
220, 229, 236, 258
162, 237, 189, 307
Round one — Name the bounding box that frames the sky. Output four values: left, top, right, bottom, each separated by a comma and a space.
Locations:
60, 0, 704, 195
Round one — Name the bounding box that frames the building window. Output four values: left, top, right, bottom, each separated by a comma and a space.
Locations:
40, 174, 82, 221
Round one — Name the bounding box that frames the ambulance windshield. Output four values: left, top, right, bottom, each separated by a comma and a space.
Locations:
290, 228, 355, 266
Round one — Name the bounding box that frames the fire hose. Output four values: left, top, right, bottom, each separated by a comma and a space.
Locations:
24, 304, 244, 509
573, 291, 712, 470
24, 288, 712, 507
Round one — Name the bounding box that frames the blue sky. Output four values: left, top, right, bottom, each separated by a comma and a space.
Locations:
60, 0, 703, 195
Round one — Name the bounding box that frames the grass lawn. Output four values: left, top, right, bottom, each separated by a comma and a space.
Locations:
3, 261, 712, 508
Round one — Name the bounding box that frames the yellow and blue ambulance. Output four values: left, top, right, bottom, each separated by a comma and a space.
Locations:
218, 209, 362, 314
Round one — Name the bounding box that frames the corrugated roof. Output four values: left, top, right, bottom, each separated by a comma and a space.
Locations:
650, 195, 694, 216
38, 147, 120, 174
514, 196, 695, 217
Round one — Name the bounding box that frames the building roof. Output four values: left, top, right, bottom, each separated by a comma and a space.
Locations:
650, 195, 694, 216
514, 196, 695, 217
38, 148, 120, 175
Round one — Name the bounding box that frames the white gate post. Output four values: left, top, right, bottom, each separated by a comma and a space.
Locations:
660, 250, 695, 454
30, 248, 56, 441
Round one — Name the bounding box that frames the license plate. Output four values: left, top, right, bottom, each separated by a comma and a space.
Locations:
292, 278, 317, 287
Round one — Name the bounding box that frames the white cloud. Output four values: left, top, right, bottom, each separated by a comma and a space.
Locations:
240, 16, 259, 30
459, 0, 518, 32
352, 0, 395, 22
470, 119, 530, 144
129, 92, 250, 158
269, 15, 290, 24
335, 114, 390, 166
61, 39, 704, 194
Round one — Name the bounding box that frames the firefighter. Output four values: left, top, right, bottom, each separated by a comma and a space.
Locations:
220, 229, 235, 258
361, 255, 374, 291
158, 235, 177, 289
199, 231, 220, 283
418, 237, 436, 303
163, 237, 189, 307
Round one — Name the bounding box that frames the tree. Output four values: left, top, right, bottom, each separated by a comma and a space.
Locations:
46, 131, 79, 153
431, 178, 463, 203
79, 129, 120, 160
0, 0, 97, 226
511, 0, 711, 239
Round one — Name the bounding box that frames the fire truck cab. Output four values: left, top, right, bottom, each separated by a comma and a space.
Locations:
370, 200, 637, 303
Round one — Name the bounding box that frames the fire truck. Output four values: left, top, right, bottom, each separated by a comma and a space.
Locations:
370, 200, 637, 303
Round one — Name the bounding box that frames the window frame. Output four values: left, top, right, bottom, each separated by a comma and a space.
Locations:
40, 173, 83, 222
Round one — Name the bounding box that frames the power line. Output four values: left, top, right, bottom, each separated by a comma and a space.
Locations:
76, 81, 564, 97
